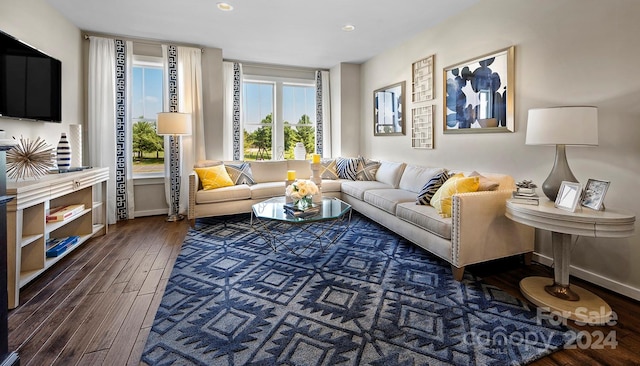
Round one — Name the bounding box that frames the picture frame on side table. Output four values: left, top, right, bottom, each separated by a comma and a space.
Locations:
581, 178, 609, 211
555, 181, 582, 212
443, 46, 515, 133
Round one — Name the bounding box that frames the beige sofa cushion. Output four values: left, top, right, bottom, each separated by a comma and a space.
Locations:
250, 161, 289, 183
250, 182, 286, 200
375, 161, 406, 188
399, 165, 445, 193
287, 160, 313, 180
341, 180, 392, 200
396, 202, 452, 239
196, 184, 251, 204
363, 189, 416, 215
320, 179, 344, 193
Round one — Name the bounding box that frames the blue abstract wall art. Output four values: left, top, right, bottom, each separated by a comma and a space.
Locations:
444, 46, 515, 133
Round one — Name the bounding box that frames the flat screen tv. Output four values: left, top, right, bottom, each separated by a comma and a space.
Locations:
0, 30, 62, 122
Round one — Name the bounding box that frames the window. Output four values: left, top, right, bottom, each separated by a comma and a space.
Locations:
242, 76, 316, 161
131, 56, 164, 174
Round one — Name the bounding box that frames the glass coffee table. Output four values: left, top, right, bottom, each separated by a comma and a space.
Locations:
250, 196, 352, 255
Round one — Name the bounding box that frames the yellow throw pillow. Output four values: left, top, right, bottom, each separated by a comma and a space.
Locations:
195, 165, 234, 190
430, 175, 480, 217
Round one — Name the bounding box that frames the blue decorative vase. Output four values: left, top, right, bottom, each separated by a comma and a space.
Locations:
56, 132, 71, 172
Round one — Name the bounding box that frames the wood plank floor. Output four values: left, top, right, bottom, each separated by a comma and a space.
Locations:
8, 214, 640, 365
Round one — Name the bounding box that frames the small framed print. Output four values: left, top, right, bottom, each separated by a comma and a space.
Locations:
555, 181, 582, 212
581, 178, 610, 211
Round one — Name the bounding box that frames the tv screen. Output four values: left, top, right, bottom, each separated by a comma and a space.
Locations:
0, 30, 62, 122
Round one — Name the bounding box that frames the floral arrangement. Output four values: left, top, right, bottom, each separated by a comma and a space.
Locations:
286, 179, 319, 207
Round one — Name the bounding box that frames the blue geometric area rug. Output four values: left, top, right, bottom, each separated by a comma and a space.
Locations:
142, 213, 575, 365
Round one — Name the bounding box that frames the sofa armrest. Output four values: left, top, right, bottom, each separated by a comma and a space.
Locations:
451, 190, 534, 268
188, 171, 199, 225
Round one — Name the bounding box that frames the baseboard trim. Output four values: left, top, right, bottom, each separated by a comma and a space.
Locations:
134, 209, 169, 217
533, 252, 640, 302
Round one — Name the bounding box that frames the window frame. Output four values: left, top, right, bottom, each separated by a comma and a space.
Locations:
131, 55, 165, 178
242, 74, 316, 160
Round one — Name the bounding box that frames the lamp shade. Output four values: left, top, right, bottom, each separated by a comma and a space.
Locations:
526, 106, 598, 146
156, 112, 192, 135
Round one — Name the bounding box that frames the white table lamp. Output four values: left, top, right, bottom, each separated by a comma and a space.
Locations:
157, 112, 192, 221
526, 106, 598, 201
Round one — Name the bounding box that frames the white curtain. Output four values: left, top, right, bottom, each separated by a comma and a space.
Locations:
318, 70, 332, 158
223, 61, 242, 160
162, 45, 204, 216
88, 36, 117, 224
124, 40, 135, 219
177, 46, 205, 214
161, 45, 170, 211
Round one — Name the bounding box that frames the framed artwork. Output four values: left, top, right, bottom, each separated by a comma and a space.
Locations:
581, 178, 610, 211
411, 105, 434, 149
443, 46, 515, 133
555, 181, 582, 212
412, 55, 434, 102
374, 81, 405, 136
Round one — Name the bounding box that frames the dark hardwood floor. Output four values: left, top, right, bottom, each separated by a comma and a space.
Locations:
8, 215, 640, 365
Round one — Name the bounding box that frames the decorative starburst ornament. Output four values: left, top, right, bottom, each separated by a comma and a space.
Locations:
6, 136, 55, 180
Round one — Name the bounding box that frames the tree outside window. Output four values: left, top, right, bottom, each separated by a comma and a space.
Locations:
132, 61, 164, 174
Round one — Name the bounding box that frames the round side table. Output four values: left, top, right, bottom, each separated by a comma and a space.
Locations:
505, 199, 635, 325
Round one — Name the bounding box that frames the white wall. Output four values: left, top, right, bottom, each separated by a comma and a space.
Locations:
360, 0, 640, 299
0, 0, 83, 148
330, 63, 361, 157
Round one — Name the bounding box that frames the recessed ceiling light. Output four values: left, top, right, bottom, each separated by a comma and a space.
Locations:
342, 24, 356, 32
217, 2, 233, 11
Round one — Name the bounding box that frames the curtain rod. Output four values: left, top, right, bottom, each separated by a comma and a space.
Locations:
228, 59, 328, 72
83, 34, 204, 53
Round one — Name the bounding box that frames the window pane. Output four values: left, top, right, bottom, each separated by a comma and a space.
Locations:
283, 84, 315, 159
132, 64, 164, 174
243, 82, 273, 124
243, 82, 274, 160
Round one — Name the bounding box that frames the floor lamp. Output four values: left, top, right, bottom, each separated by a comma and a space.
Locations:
526, 106, 598, 201
157, 112, 192, 221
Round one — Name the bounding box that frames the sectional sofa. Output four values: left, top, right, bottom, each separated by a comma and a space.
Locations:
188, 158, 534, 280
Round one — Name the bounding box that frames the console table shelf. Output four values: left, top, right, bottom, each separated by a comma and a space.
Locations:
6, 167, 109, 309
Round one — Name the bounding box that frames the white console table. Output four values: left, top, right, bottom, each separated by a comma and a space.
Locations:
506, 199, 635, 324
6, 168, 109, 309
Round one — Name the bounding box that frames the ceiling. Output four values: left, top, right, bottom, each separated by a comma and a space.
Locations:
46, 0, 479, 69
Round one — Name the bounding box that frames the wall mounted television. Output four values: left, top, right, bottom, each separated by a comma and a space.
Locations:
0, 29, 62, 122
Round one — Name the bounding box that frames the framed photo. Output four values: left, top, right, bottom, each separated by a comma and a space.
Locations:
412, 55, 434, 102
374, 81, 405, 136
411, 105, 434, 149
581, 178, 610, 211
555, 181, 582, 212
443, 46, 515, 134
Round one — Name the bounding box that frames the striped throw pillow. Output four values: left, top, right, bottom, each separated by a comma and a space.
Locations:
416, 170, 451, 205
336, 157, 359, 180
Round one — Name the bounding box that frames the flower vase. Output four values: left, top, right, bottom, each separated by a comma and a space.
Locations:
296, 196, 313, 210
56, 132, 71, 172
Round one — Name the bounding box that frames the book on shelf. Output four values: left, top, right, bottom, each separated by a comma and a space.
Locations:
46, 204, 85, 222
46, 236, 80, 257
